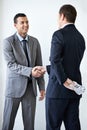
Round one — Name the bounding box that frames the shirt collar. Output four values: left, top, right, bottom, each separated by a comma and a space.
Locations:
16, 32, 28, 42
60, 23, 74, 29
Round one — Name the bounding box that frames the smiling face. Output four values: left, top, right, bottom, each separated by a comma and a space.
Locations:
14, 16, 29, 38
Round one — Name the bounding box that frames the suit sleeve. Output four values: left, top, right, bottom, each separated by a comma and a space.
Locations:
35, 39, 45, 91
46, 65, 51, 75
50, 31, 67, 84
3, 38, 32, 77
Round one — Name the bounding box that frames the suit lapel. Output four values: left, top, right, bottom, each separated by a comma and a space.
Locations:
14, 34, 28, 65
14, 34, 35, 67
27, 36, 33, 66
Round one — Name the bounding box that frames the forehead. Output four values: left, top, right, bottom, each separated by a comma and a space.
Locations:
16, 16, 28, 22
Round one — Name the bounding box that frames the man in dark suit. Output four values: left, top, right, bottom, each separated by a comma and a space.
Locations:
46, 4, 85, 130
2, 13, 45, 130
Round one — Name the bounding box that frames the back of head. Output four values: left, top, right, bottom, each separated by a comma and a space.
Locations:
59, 4, 77, 23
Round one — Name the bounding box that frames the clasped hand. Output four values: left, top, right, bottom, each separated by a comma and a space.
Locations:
32, 66, 46, 78
63, 78, 75, 90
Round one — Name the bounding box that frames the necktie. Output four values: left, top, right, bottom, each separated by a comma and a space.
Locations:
22, 39, 30, 66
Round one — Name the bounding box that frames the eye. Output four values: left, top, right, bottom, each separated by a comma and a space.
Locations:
21, 21, 24, 24
26, 21, 29, 24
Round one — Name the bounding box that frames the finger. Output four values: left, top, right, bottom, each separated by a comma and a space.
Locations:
39, 96, 44, 101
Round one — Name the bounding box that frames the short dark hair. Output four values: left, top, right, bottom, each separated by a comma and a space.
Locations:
59, 4, 77, 23
14, 13, 26, 23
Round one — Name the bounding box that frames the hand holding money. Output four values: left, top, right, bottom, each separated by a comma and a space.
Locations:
64, 78, 85, 95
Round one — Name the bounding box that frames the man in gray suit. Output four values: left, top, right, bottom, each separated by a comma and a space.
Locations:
2, 13, 45, 130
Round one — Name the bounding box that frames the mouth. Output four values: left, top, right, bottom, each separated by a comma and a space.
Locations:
22, 28, 28, 33
24, 28, 28, 30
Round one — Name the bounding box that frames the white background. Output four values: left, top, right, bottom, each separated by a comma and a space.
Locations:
0, 0, 87, 130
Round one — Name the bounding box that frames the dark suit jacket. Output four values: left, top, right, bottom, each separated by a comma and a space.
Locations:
46, 24, 85, 98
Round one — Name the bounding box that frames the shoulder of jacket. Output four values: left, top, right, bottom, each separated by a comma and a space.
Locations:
28, 35, 40, 45
53, 29, 63, 36
52, 29, 64, 40
4, 34, 15, 43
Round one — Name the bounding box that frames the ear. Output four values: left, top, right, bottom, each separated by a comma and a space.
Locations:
61, 13, 65, 21
14, 23, 16, 28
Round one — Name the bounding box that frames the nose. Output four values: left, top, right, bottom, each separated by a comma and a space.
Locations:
24, 22, 28, 26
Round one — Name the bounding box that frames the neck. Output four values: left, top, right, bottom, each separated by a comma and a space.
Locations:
19, 34, 27, 39
59, 21, 73, 29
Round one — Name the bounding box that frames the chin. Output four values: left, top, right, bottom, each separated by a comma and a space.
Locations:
23, 32, 27, 35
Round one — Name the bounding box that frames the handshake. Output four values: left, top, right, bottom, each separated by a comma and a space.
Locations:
32, 66, 46, 78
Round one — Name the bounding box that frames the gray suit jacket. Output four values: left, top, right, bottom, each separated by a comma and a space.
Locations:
3, 33, 45, 98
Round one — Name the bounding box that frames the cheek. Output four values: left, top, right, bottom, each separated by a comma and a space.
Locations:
15, 25, 21, 30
